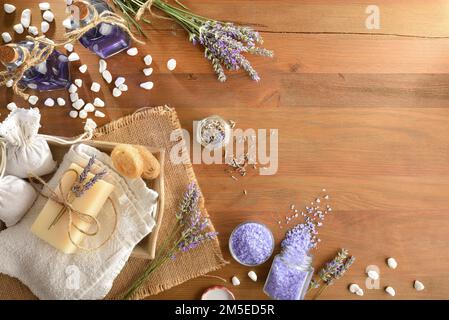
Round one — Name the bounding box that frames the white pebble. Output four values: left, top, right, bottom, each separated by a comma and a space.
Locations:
5, 79, 13, 87
140, 81, 154, 90
167, 58, 177, 71
42, 10, 54, 23
143, 67, 153, 76
79, 64, 87, 73
70, 92, 79, 102
28, 26, 39, 36
248, 271, 257, 282
44, 98, 54, 107
90, 82, 101, 92
414, 280, 425, 291
355, 288, 364, 296
143, 54, 152, 65
74, 79, 83, 87
13, 24, 25, 34
6, 102, 17, 111
2, 32, 12, 44
99, 59, 107, 73
4, 4, 16, 14
56, 97, 66, 106
62, 17, 72, 29
385, 286, 396, 296
349, 284, 360, 294
68, 83, 78, 93
84, 103, 95, 112
72, 99, 85, 110
94, 110, 105, 118
78, 109, 88, 119
231, 276, 240, 286
65, 0, 73, 5
93, 97, 105, 107
21, 9, 31, 28
387, 257, 398, 269
41, 21, 50, 33
126, 47, 138, 56
367, 270, 379, 280
68, 52, 80, 62
39, 2, 51, 11
114, 77, 125, 87
112, 87, 122, 97
99, 23, 113, 36
28, 95, 39, 105
69, 110, 78, 118
118, 83, 128, 92
102, 70, 112, 83
64, 43, 74, 53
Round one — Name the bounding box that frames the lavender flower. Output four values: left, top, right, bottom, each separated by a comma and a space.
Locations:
71, 156, 108, 197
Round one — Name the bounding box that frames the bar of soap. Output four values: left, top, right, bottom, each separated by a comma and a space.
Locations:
31, 163, 115, 254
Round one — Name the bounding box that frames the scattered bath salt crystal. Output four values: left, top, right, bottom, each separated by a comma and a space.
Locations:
62, 17, 72, 29
56, 97, 66, 106
387, 257, 398, 269
414, 280, 425, 291
248, 271, 257, 282
4, 4, 16, 14
13, 24, 25, 34
84, 103, 95, 112
39, 2, 51, 10
44, 98, 54, 107
114, 77, 125, 87
68, 83, 77, 93
72, 98, 85, 110
42, 10, 54, 23
64, 43, 74, 52
231, 276, 240, 286
367, 270, 379, 280
229, 222, 274, 266
385, 286, 395, 296
290, 204, 295, 210
68, 52, 80, 61
349, 283, 360, 293
140, 81, 154, 90
93, 97, 105, 107
2, 32, 12, 43
316, 198, 320, 203
74, 79, 83, 87
69, 110, 78, 118
112, 87, 122, 97
90, 82, 101, 92
118, 83, 128, 92
94, 110, 105, 118
78, 64, 87, 73
126, 47, 138, 56
41, 21, 50, 33
21, 9, 31, 28
324, 195, 329, 200
167, 58, 177, 71
143, 54, 152, 65
99, 59, 107, 73
78, 109, 88, 119
143, 67, 153, 76
102, 70, 112, 83
6, 102, 17, 111
28, 95, 38, 105
70, 92, 79, 102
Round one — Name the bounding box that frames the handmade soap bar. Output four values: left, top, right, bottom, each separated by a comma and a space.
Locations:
31, 163, 114, 254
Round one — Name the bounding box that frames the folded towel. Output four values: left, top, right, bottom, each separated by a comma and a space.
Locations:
0, 144, 158, 299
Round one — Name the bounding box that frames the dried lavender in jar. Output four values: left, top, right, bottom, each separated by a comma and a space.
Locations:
196, 115, 231, 149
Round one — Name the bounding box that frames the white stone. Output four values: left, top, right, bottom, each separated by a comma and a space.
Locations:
349, 284, 360, 294
70, 92, 79, 102
112, 87, 122, 97
93, 97, 105, 107
248, 271, 257, 282
99, 59, 107, 73
66, 0, 73, 5
387, 257, 398, 269
385, 286, 396, 296
28, 26, 39, 36
414, 280, 425, 291
143, 67, 153, 76
126, 47, 138, 56
78, 109, 87, 119
68, 52, 80, 62
39, 2, 51, 11
167, 58, 176, 71
84, 103, 95, 112
35, 62, 47, 74
56, 97, 66, 106
6, 102, 17, 111
118, 84, 128, 92
355, 288, 364, 296
99, 23, 113, 36
94, 110, 105, 118
74, 79, 83, 87
90, 82, 101, 92
62, 17, 72, 29
143, 54, 152, 65
4, 4, 16, 14
139, 81, 154, 90
28, 95, 38, 105
42, 10, 54, 23
231, 276, 240, 286
21, 9, 31, 28
5, 79, 13, 87
13, 24, 25, 34
79, 64, 87, 73
68, 83, 78, 93
2, 32, 12, 43
64, 43, 74, 52
72, 99, 85, 110
44, 98, 54, 107
367, 270, 379, 280
41, 21, 50, 33
114, 77, 125, 87
102, 70, 112, 84
69, 110, 78, 118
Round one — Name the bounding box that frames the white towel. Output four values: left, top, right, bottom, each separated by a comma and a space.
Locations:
0, 144, 158, 299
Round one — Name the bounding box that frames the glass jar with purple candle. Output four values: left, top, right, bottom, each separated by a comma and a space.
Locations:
229, 222, 274, 266
70, 0, 131, 59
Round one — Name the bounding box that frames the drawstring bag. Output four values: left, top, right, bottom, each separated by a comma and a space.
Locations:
0, 108, 57, 178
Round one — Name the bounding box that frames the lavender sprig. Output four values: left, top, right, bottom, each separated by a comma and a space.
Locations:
71, 156, 108, 197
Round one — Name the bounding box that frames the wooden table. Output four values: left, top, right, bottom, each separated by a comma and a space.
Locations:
1, 0, 449, 300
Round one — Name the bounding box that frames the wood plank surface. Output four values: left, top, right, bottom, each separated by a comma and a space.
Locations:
1, 0, 449, 300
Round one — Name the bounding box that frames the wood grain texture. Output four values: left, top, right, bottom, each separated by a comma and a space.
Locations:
1, 0, 449, 300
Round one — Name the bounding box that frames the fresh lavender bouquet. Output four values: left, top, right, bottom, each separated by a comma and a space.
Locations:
121, 182, 218, 299
113, 0, 274, 82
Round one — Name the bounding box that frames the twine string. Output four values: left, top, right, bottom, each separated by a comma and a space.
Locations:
135, 0, 173, 21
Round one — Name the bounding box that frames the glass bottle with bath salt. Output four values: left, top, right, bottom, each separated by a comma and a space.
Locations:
196, 115, 232, 150
70, 0, 131, 59
0, 42, 71, 91
263, 249, 314, 300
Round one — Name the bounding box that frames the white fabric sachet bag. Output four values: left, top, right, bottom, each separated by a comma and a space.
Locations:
0, 108, 57, 178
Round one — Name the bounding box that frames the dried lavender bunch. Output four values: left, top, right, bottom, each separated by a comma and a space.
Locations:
121, 183, 218, 299
115, 0, 273, 82
71, 156, 108, 197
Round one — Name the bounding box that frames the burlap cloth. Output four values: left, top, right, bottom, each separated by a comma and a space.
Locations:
0, 105, 226, 300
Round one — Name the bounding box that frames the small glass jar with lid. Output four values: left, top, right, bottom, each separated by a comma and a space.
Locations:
196, 115, 232, 150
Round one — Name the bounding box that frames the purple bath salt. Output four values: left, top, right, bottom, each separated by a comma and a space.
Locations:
229, 222, 274, 266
